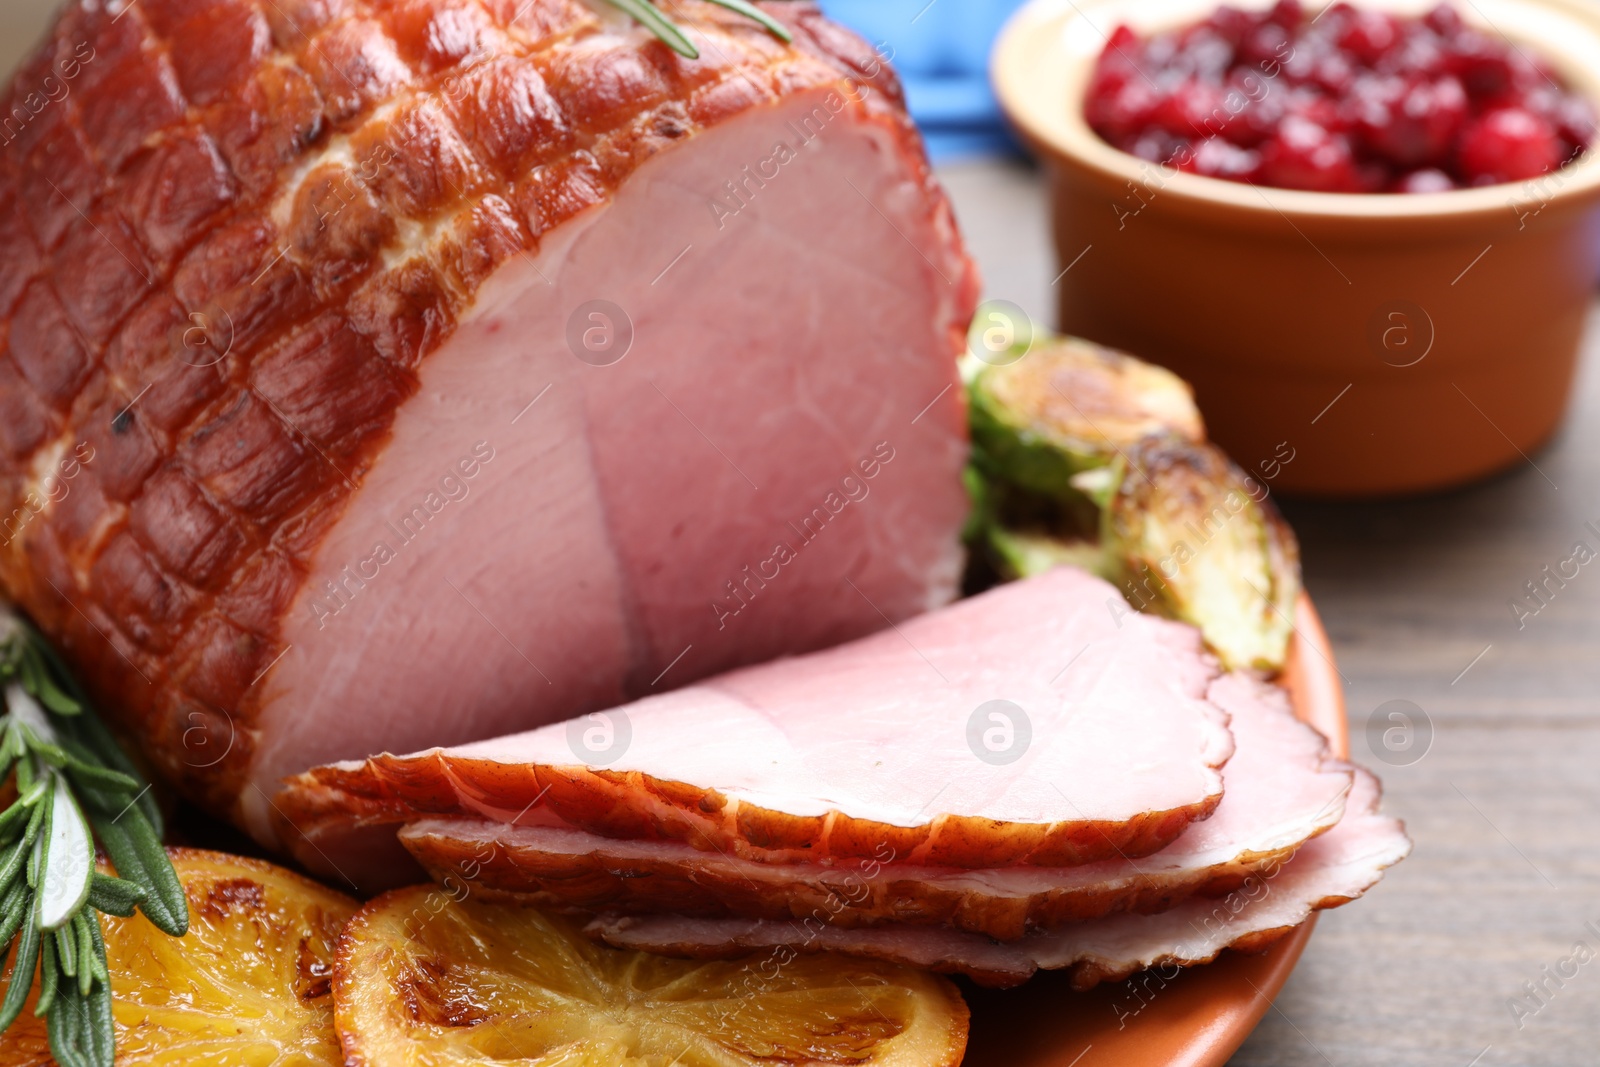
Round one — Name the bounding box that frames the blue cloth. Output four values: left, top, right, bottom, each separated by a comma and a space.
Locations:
819, 0, 1030, 160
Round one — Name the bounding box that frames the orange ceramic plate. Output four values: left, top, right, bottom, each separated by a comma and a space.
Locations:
960, 595, 1345, 1067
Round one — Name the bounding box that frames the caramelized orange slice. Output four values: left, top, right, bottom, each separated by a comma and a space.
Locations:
0, 848, 355, 1066
335, 886, 970, 1067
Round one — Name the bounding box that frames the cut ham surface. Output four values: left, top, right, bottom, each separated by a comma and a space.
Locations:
396, 671, 1350, 939
586, 769, 1411, 989
279, 568, 1235, 885
0, 0, 977, 845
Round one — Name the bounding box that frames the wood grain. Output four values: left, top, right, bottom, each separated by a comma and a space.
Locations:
941, 155, 1600, 1067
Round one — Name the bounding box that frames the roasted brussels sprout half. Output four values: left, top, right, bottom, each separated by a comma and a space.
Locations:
967, 337, 1204, 498
965, 334, 1300, 673
1105, 437, 1300, 673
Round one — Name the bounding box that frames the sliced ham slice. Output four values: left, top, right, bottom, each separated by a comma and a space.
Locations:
586, 769, 1411, 989
279, 568, 1235, 885
0, 0, 977, 847
396, 671, 1349, 939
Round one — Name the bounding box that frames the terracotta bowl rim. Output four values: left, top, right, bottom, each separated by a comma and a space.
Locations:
992, 0, 1600, 222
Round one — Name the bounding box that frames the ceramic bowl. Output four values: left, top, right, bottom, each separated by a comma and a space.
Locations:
993, 0, 1600, 496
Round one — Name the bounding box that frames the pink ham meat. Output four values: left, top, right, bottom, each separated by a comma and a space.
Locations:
0, 0, 978, 845
279, 567, 1236, 885
587, 769, 1411, 989
395, 671, 1351, 939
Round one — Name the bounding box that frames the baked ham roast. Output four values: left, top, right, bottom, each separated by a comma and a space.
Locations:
0, 0, 977, 844
279, 567, 1237, 887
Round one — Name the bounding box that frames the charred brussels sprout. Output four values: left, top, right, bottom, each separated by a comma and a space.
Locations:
967, 337, 1204, 498
965, 335, 1301, 673
1105, 438, 1300, 672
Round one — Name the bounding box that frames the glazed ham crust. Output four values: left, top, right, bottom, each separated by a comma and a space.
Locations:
0, 0, 967, 817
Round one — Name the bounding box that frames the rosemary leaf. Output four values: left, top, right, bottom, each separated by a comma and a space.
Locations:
605, 0, 699, 58
21, 646, 80, 716
74, 913, 93, 997
58, 740, 139, 794
700, 0, 793, 41
0, 909, 41, 1032
27, 793, 51, 889
54, 713, 159, 837
86, 810, 187, 937
0, 835, 29, 899
0, 779, 47, 841
85, 873, 144, 918
55, 919, 77, 979
27, 734, 71, 769
0, 878, 30, 951
14, 745, 34, 794
33, 937, 57, 1018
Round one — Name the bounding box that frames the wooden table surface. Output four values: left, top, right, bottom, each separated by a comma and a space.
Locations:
942, 157, 1600, 1067
1, 6, 1596, 1063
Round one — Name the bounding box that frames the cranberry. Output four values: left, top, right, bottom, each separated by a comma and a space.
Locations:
1458, 107, 1562, 183
1423, 3, 1464, 39
1340, 9, 1401, 64
1523, 85, 1598, 147
1350, 74, 1467, 166
1284, 86, 1348, 133
1087, 79, 1164, 142
1313, 52, 1357, 94
1177, 27, 1236, 81
1267, 0, 1303, 28
1157, 79, 1230, 137
1180, 136, 1264, 180
1394, 167, 1458, 192
1205, 5, 1257, 45
1129, 130, 1188, 164
1240, 22, 1293, 69
1260, 116, 1361, 190
1449, 30, 1515, 100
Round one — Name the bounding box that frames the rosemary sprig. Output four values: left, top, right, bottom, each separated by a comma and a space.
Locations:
603, 0, 793, 59
0, 609, 188, 1067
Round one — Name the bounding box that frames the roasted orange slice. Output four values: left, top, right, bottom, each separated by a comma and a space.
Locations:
0, 848, 355, 1066
335, 886, 970, 1067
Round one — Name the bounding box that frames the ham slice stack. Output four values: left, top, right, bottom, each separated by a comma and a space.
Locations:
280, 567, 1411, 987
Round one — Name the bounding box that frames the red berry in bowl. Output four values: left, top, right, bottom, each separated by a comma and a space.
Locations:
1352, 74, 1467, 167
1181, 136, 1264, 180
1267, 0, 1303, 29
1394, 167, 1458, 192
1260, 115, 1361, 190
1156, 77, 1230, 137
1087, 78, 1164, 142
1340, 9, 1401, 64
1449, 29, 1515, 100
1458, 107, 1562, 183
1423, 3, 1464, 39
